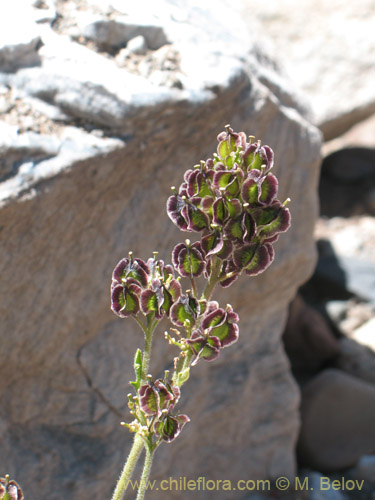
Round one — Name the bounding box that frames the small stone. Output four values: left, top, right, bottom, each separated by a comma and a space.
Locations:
309, 472, 347, 500
0, 97, 13, 114
79, 16, 168, 50
115, 47, 130, 64
353, 455, 375, 483
126, 35, 148, 55
148, 70, 166, 86
0, 4, 42, 71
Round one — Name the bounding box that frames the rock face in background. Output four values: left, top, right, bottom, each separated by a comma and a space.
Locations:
298, 369, 375, 471
238, 0, 375, 141
0, 2, 321, 499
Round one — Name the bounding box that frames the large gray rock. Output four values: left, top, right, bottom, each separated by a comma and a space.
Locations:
0, 2, 321, 499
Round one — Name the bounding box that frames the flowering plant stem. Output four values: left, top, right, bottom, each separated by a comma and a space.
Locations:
201, 256, 221, 300
111, 317, 158, 500
135, 445, 155, 500
111, 435, 144, 500
109, 126, 291, 500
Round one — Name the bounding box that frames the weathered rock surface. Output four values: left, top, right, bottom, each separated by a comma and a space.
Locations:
298, 369, 375, 471
238, 0, 375, 140
323, 114, 375, 157
335, 337, 375, 386
0, 2, 321, 499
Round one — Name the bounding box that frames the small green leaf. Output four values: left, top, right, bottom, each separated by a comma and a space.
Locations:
259, 174, 278, 204
243, 245, 271, 276
177, 367, 190, 386
124, 289, 139, 314
218, 140, 231, 159
130, 348, 143, 389
226, 176, 240, 196
224, 218, 243, 242
217, 172, 232, 189
162, 289, 172, 314
171, 301, 195, 326
142, 388, 158, 415
188, 206, 209, 231
253, 204, 291, 238
213, 198, 226, 225
229, 134, 236, 151
241, 177, 259, 204
225, 198, 242, 218
162, 415, 179, 440
144, 291, 158, 312
233, 244, 257, 269
118, 289, 125, 309
245, 151, 263, 170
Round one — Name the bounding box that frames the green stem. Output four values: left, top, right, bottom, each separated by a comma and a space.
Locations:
112, 316, 158, 500
111, 434, 144, 500
141, 317, 156, 381
172, 349, 193, 387
190, 274, 198, 298
133, 315, 148, 335
201, 257, 221, 300
136, 444, 155, 500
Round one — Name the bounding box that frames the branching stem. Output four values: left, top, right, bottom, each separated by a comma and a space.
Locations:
201, 257, 221, 300
111, 316, 158, 500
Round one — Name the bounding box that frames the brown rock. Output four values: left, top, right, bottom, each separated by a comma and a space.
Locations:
298, 369, 375, 471
335, 337, 375, 385
283, 295, 340, 375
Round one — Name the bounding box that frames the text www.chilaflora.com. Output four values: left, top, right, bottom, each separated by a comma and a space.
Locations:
125, 476, 366, 492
